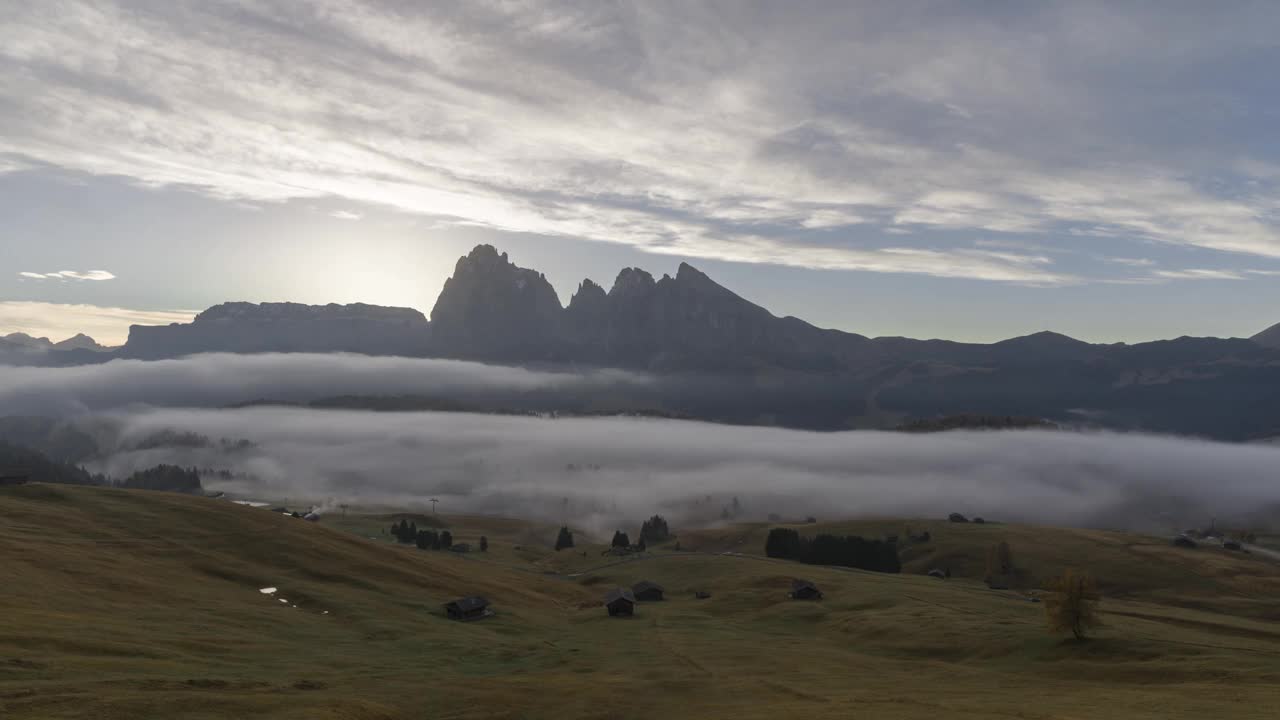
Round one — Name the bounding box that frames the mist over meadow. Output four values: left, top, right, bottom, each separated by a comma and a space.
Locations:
83, 405, 1279, 536
5, 353, 1279, 535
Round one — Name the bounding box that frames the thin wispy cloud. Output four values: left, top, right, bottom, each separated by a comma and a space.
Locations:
1153, 269, 1246, 281
1, 3, 1279, 285
18, 270, 116, 281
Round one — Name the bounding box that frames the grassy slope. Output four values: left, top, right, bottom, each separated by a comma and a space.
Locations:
3, 485, 1280, 719
677, 518, 1280, 619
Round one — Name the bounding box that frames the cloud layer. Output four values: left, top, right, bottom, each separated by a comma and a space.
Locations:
0, 352, 648, 414
87, 405, 1280, 536
4, 2, 1280, 284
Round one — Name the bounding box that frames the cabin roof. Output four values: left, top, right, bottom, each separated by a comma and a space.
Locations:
791, 579, 818, 591
604, 588, 636, 604
444, 596, 489, 612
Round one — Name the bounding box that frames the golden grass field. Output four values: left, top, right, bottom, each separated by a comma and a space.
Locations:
4, 484, 1280, 719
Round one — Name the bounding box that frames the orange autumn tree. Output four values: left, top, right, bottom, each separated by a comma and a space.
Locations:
1043, 569, 1101, 640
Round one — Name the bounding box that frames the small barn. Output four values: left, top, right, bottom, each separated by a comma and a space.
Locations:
632, 580, 664, 601
443, 596, 492, 621
927, 568, 947, 580
790, 579, 822, 600
604, 588, 636, 617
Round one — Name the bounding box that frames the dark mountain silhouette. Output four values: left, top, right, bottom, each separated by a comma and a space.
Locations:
0, 332, 112, 367
429, 244, 565, 360
7, 244, 1280, 438
1252, 321, 1280, 349
121, 302, 431, 359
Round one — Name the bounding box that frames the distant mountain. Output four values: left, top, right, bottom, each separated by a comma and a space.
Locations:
2, 332, 56, 351
1252, 322, 1280, 349
55, 333, 108, 351
9, 243, 1280, 439
429, 244, 565, 360
121, 302, 432, 359
0, 332, 111, 367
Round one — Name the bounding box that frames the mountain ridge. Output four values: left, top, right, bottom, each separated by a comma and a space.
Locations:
6, 244, 1280, 439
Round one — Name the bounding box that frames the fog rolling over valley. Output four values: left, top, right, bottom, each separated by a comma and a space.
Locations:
67, 405, 1274, 535
4, 352, 1278, 534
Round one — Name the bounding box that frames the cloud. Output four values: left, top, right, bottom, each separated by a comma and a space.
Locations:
0, 301, 195, 346
330, 210, 363, 220
0, 352, 649, 414
3, 3, 1280, 283
1098, 256, 1156, 268
1153, 269, 1245, 281
69, 405, 1280, 536
17, 270, 116, 281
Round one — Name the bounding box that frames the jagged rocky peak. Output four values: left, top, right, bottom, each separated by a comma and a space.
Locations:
430, 245, 565, 359
609, 267, 656, 298
568, 278, 607, 308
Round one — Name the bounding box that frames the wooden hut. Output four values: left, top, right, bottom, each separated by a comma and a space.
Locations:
789, 579, 823, 600
604, 588, 636, 617
631, 580, 665, 602
443, 596, 492, 621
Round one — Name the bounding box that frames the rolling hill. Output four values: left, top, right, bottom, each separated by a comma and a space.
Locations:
5, 484, 1280, 719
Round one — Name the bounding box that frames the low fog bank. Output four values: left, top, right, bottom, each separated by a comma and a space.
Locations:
0, 353, 649, 414
83, 406, 1280, 537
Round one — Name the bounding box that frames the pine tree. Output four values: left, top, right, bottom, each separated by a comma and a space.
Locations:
415, 529, 431, 549
480, 536, 489, 552
639, 515, 670, 544
440, 530, 453, 549
554, 526, 574, 551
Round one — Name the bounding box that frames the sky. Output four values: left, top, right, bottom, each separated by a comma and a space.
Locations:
3, 1, 1280, 346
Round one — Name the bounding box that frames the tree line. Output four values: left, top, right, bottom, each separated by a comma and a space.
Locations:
764, 528, 901, 573
390, 519, 486, 552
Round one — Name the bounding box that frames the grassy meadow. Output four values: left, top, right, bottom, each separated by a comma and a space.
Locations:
3, 484, 1280, 719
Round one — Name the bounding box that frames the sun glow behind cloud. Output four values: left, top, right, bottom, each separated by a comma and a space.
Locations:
2, 2, 1280, 286
0, 302, 195, 346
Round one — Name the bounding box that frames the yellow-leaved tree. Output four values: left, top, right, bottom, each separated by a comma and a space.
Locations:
1043, 569, 1101, 641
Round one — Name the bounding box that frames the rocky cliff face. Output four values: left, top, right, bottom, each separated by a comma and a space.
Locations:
557, 262, 870, 370
429, 245, 566, 360
122, 302, 431, 359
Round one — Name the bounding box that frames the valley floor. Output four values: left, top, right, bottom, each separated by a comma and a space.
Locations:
3, 485, 1280, 719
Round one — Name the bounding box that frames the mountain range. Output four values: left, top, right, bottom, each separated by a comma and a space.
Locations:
6, 244, 1280, 439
